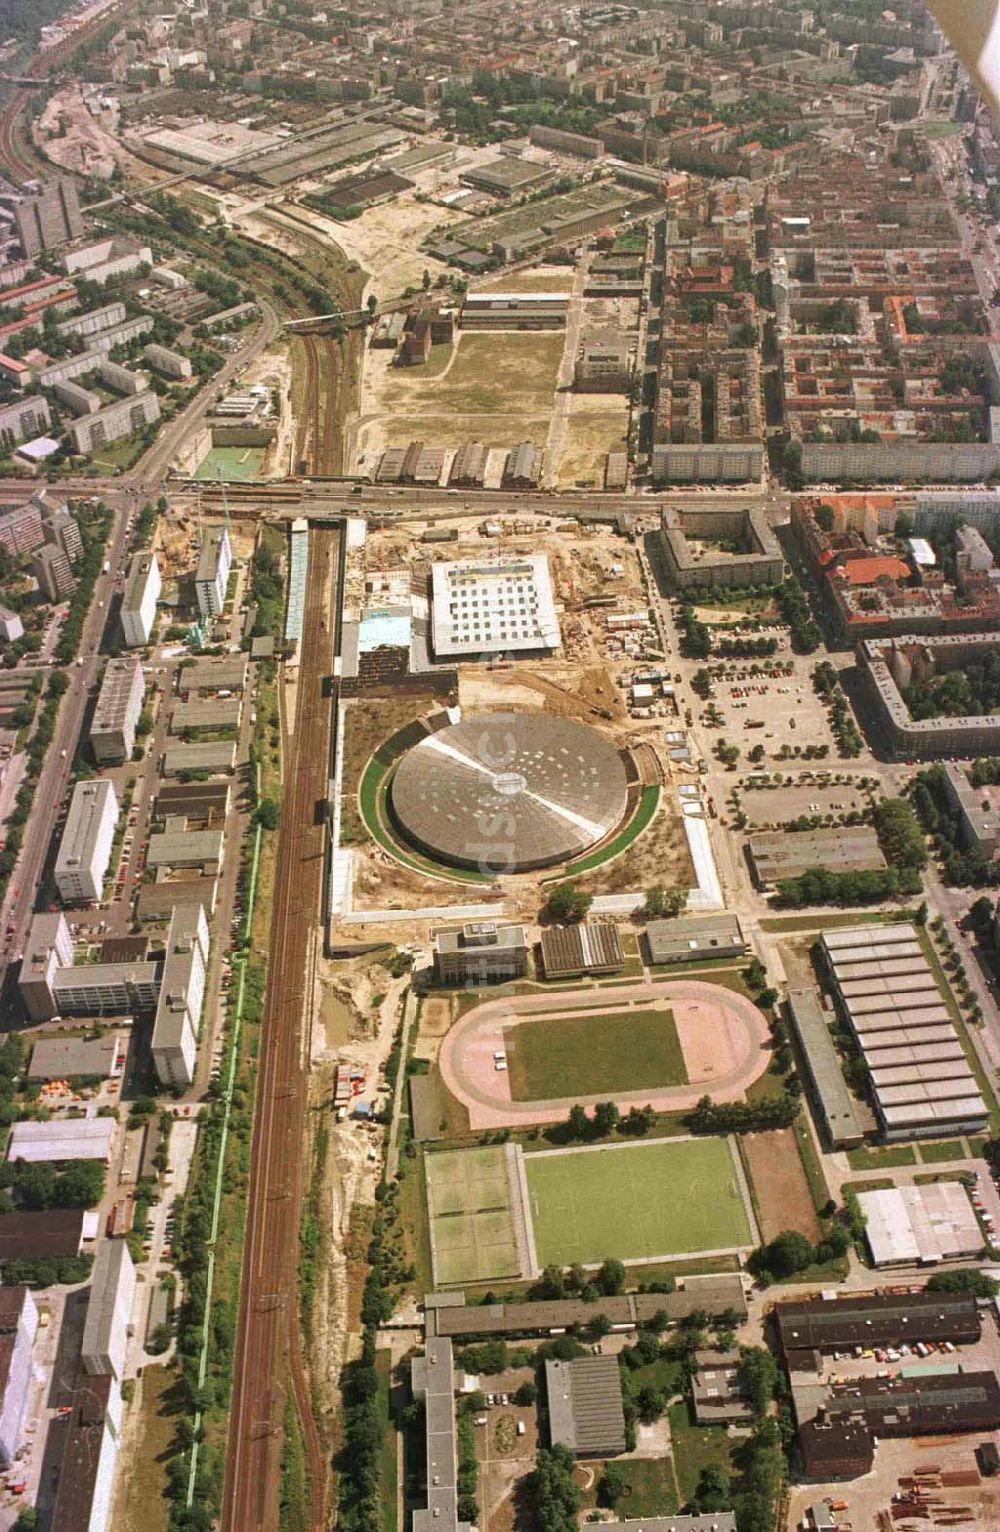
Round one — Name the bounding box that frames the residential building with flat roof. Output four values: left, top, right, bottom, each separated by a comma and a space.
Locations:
66, 391, 160, 455
539, 921, 625, 979
859, 633, 1000, 760
55, 779, 119, 905
0, 395, 50, 450
121, 551, 160, 648
52, 961, 160, 1017
151, 903, 209, 1088
657, 506, 782, 589
90, 657, 145, 766
433, 922, 528, 986
0, 499, 43, 557
81, 1239, 136, 1381
19, 911, 74, 1021
645, 913, 746, 965
195, 525, 232, 619
10, 178, 82, 256
786, 989, 864, 1150
411, 1337, 473, 1532
942, 762, 1000, 857
0, 1287, 37, 1469
545, 1355, 627, 1457
31, 541, 74, 603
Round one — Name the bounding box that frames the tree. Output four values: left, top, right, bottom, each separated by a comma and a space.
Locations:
255, 797, 280, 831
596, 1257, 626, 1295
422, 268, 432, 290
744, 957, 767, 990
644, 885, 686, 919
691, 1463, 731, 1513
597, 1462, 626, 1507
567, 1103, 589, 1140
592, 1101, 619, 1137
533, 1444, 581, 1532
636, 1384, 666, 1423
535, 1264, 566, 1300
752, 1228, 814, 1280
366, 293, 378, 315
545, 883, 592, 923
514, 1379, 537, 1406
928, 1268, 999, 1298
736, 1346, 778, 1418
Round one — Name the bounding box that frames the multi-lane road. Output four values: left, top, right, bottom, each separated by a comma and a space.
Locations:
0, 489, 137, 967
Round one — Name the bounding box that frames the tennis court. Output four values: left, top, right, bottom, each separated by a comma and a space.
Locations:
523, 1137, 754, 1267
425, 1144, 525, 1285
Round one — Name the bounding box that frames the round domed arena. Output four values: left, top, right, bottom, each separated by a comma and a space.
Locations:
389, 713, 629, 873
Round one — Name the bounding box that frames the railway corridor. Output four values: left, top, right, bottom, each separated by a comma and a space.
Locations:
222, 524, 340, 1532
295, 333, 344, 476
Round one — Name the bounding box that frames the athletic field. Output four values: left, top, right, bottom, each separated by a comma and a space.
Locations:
425, 1144, 524, 1286
506, 1007, 688, 1101
523, 1137, 753, 1267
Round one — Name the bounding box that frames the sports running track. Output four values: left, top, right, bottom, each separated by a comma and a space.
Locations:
438, 980, 771, 1130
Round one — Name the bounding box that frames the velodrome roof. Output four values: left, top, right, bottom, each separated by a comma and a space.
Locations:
390, 713, 628, 871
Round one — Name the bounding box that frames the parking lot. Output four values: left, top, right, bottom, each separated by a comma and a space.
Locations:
704, 665, 838, 755
735, 775, 875, 830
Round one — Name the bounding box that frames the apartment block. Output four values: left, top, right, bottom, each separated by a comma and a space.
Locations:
54, 779, 119, 905
31, 543, 74, 603
195, 525, 232, 619
90, 658, 145, 766
10, 178, 83, 257
142, 342, 192, 380
0, 500, 43, 557
67, 392, 161, 455
18, 912, 74, 1023
81, 1240, 136, 1381
151, 903, 210, 1088
121, 551, 161, 647
0, 1287, 38, 1469
0, 395, 50, 449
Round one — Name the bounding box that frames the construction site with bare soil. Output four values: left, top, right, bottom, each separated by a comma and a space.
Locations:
327, 510, 696, 954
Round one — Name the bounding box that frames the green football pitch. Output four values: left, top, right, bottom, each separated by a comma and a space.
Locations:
425, 1145, 522, 1286
505, 1007, 688, 1101
523, 1137, 753, 1267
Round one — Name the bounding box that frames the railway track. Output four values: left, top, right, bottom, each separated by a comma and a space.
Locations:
295, 334, 321, 474
0, 89, 33, 182
0, 0, 136, 183
295, 333, 342, 475
221, 523, 338, 1532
